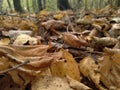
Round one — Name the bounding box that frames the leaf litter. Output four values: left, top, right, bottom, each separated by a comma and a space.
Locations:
0, 6, 120, 90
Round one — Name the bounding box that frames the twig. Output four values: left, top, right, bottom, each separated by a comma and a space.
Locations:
0, 60, 29, 74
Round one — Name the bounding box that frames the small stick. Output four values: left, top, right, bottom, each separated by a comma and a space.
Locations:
0, 60, 29, 74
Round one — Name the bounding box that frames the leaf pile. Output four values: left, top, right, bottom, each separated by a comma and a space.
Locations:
0, 7, 120, 90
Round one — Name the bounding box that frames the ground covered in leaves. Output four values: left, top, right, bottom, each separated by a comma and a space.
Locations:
0, 6, 120, 90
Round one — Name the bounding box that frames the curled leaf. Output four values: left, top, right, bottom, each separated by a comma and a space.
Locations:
62, 33, 88, 48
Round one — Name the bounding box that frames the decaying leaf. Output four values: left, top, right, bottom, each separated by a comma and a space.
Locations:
8, 71, 24, 86
1, 16, 38, 31
108, 24, 120, 38
0, 45, 57, 74
41, 20, 65, 30
79, 56, 105, 90
92, 36, 118, 47
32, 75, 73, 90
62, 33, 88, 48
86, 29, 97, 41
0, 7, 120, 90
0, 74, 24, 90
99, 48, 120, 89
9, 30, 32, 41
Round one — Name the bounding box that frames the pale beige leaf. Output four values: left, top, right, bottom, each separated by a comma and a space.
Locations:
32, 75, 73, 90
13, 34, 38, 45
67, 75, 91, 90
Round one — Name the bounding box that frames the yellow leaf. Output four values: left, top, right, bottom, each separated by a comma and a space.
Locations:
50, 60, 66, 77
53, 13, 64, 20
0, 38, 10, 45
62, 49, 80, 81
39, 10, 50, 16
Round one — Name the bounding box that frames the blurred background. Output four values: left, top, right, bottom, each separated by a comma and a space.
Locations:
0, 0, 120, 13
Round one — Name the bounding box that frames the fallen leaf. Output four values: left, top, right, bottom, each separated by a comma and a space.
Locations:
67, 75, 91, 90
62, 49, 80, 81
32, 75, 73, 90
79, 56, 105, 90
41, 20, 65, 30
0, 38, 10, 45
99, 48, 120, 89
13, 34, 38, 45
62, 33, 88, 48
50, 60, 66, 77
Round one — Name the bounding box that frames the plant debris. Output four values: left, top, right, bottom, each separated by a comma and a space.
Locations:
0, 7, 120, 90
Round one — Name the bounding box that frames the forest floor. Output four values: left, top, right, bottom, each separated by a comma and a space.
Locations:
0, 6, 120, 90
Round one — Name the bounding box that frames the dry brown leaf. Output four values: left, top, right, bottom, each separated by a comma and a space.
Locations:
1, 16, 38, 31
0, 45, 65, 76
86, 29, 97, 41
62, 49, 80, 81
0, 57, 9, 71
41, 20, 65, 30
79, 56, 105, 90
99, 48, 120, 89
108, 24, 120, 38
0, 75, 24, 90
92, 36, 118, 47
62, 33, 88, 48
0, 45, 51, 72
0, 45, 66, 86
8, 71, 24, 86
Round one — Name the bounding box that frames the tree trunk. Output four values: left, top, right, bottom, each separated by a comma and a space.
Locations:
26, 0, 30, 12
32, 0, 36, 12
37, 0, 43, 12
43, 0, 46, 9
0, 0, 3, 13
13, 0, 24, 12
116, 0, 120, 7
7, 0, 12, 12
57, 0, 71, 10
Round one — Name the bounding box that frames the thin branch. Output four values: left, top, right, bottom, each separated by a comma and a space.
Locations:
0, 60, 29, 74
